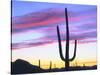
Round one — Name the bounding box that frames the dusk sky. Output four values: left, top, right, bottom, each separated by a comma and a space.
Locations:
12, 1, 97, 68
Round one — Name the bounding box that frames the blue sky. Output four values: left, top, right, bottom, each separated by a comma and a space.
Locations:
12, 1, 96, 17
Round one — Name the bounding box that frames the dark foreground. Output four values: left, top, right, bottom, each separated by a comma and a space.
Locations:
11, 59, 97, 74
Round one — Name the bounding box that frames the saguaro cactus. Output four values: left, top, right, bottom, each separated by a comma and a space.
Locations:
49, 61, 52, 70
39, 59, 40, 68
57, 8, 77, 70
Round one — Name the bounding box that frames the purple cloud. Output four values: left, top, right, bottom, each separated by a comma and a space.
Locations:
12, 7, 97, 50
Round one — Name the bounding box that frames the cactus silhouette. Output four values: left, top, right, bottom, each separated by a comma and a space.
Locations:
57, 8, 77, 70
83, 64, 85, 67
49, 61, 52, 70
39, 59, 40, 68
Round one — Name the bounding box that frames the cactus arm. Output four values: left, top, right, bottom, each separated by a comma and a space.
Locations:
57, 26, 65, 61
69, 40, 77, 61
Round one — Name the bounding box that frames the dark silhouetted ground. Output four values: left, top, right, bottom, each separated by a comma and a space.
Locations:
11, 59, 97, 74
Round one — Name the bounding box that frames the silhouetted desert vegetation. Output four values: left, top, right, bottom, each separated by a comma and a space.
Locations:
11, 59, 97, 74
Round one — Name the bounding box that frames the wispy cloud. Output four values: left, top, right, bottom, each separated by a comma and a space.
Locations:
12, 6, 97, 50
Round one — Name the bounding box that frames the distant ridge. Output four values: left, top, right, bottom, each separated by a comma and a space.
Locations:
11, 59, 45, 74
11, 59, 97, 74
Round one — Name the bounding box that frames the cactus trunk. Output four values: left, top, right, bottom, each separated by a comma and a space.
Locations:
57, 8, 77, 70
39, 60, 40, 68
65, 8, 70, 68
49, 61, 52, 70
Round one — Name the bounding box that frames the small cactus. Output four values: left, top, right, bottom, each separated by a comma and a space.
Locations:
49, 61, 52, 70
39, 59, 40, 68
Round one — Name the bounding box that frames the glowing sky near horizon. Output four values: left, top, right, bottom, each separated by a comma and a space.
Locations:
11, 1, 97, 66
